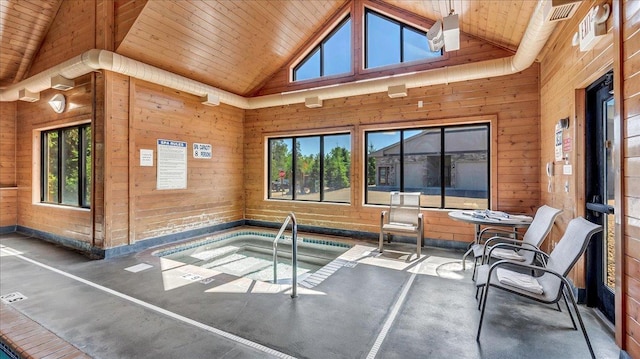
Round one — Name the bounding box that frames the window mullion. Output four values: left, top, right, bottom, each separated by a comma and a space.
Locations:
292, 137, 297, 201
320, 136, 325, 202
399, 130, 404, 191
440, 128, 445, 209
57, 129, 63, 204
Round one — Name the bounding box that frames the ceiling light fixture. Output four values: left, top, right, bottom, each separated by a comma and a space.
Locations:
48, 93, 66, 113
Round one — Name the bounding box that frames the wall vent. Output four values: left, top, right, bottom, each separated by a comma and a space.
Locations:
544, 0, 581, 22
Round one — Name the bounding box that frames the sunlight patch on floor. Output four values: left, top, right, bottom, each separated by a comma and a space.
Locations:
409, 255, 469, 280
204, 277, 326, 296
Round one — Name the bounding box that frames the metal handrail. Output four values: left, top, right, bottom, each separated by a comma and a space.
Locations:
272, 212, 298, 298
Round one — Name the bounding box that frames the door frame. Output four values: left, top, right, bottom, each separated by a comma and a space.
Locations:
574, 68, 623, 326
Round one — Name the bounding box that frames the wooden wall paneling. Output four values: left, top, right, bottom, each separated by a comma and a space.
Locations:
101, 72, 131, 248
96, 0, 115, 51
28, 0, 96, 76
540, 1, 616, 288
620, 0, 640, 352
245, 66, 539, 244
129, 80, 244, 242
0, 102, 17, 186
0, 189, 17, 228
93, 72, 104, 247
15, 76, 94, 243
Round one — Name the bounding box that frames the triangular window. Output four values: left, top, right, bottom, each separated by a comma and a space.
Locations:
293, 16, 352, 82
365, 9, 441, 69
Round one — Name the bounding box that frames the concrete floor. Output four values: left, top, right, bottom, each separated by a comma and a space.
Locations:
0, 230, 621, 359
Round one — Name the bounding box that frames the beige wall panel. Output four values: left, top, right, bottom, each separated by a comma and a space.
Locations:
129, 80, 244, 243
245, 66, 539, 244
0, 102, 16, 187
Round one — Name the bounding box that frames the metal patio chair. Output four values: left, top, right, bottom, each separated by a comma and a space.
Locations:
475, 216, 602, 359
379, 192, 424, 258
470, 205, 562, 279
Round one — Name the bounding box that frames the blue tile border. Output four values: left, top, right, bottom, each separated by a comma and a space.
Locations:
0, 225, 16, 235
12, 219, 468, 259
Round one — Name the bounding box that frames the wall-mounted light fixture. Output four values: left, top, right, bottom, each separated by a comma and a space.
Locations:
557, 117, 570, 130
48, 93, 66, 113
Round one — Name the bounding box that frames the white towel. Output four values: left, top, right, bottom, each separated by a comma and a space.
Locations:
491, 248, 525, 261
496, 268, 544, 294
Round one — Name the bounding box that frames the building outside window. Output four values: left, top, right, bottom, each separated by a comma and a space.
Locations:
268, 133, 351, 203
41, 124, 91, 208
365, 124, 489, 209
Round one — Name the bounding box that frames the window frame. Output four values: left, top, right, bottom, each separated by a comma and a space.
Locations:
267, 132, 352, 204
364, 123, 490, 209
40, 123, 91, 208
364, 8, 442, 70
292, 15, 352, 82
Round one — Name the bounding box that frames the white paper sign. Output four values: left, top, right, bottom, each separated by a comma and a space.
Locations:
157, 139, 187, 190
193, 143, 212, 159
140, 149, 153, 166
554, 125, 563, 162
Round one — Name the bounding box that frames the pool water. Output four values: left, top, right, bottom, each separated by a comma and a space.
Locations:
0, 340, 18, 359
157, 232, 351, 284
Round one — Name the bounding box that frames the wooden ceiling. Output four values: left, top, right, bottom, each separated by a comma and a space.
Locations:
0, 0, 541, 96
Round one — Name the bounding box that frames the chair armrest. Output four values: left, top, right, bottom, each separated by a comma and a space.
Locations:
484, 236, 525, 247
380, 210, 388, 227
485, 242, 549, 263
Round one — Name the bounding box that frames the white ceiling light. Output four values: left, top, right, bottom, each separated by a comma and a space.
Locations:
48, 93, 66, 113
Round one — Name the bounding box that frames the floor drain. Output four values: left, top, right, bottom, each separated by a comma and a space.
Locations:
0, 292, 27, 304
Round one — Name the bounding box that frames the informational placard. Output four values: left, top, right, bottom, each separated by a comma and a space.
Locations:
140, 149, 154, 167
157, 139, 187, 190
192, 143, 212, 159
554, 125, 563, 161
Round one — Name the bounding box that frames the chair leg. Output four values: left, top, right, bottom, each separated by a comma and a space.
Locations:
562, 287, 578, 330
476, 283, 491, 340
565, 286, 596, 359
462, 248, 473, 270
378, 232, 385, 253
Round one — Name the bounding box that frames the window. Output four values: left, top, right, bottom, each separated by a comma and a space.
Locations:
294, 16, 352, 81
365, 124, 489, 209
41, 124, 91, 207
365, 9, 441, 69
269, 133, 351, 203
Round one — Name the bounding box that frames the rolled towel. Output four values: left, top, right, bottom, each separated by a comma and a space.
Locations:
496, 268, 543, 294
491, 248, 525, 261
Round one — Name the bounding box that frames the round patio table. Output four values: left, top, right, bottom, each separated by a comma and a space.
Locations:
448, 210, 533, 269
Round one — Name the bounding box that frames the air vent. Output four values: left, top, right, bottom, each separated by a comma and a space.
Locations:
544, 0, 581, 22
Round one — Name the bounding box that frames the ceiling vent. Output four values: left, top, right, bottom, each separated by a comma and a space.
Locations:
544, 0, 581, 22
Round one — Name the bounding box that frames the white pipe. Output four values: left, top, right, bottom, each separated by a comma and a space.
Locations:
0, 1, 554, 109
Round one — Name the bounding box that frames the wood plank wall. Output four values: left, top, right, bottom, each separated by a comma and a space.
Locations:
539, 1, 614, 288
15, 76, 94, 243
245, 64, 540, 244
27, 0, 96, 76
0, 102, 16, 186
0, 102, 17, 228
122, 79, 245, 243
621, 0, 640, 355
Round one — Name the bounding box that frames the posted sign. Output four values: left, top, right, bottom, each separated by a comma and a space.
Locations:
157, 139, 187, 190
193, 143, 212, 159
